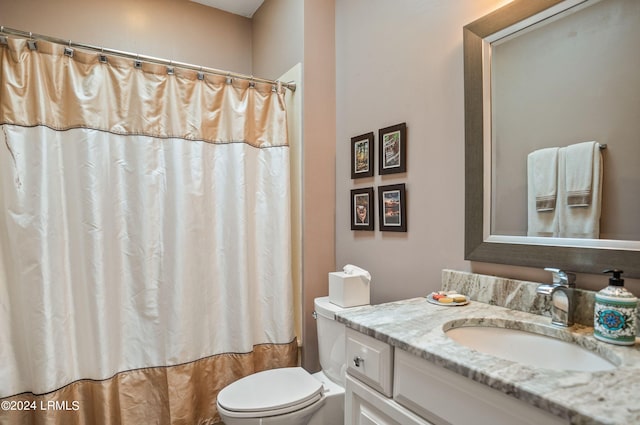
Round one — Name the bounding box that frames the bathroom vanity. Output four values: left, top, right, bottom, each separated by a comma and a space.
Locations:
337, 270, 640, 425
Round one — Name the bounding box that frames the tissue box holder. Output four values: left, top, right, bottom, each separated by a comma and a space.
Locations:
329, 272, 370, 307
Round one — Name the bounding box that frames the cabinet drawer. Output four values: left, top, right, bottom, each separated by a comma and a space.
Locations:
346, 328, 393, 396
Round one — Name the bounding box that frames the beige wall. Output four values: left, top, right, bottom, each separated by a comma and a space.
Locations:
252, 0, 304, 80
335, 0, 511, 303
335, 0, 640, 301
0, 0, 253, 74
300, 0, 336, 372
253, 0, 336, 372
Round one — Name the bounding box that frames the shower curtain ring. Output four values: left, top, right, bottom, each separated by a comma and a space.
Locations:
99, 48, 108, 64
197, 66, 204, 80
27, 32, 37, 50
64, 40, 74, 57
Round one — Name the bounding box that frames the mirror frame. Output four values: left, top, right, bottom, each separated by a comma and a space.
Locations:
464, 0, 640, 277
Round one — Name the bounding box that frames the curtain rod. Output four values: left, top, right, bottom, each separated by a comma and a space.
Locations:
0, 26, 296, 92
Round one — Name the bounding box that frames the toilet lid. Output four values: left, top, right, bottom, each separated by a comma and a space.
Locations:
217, 367, 324, 415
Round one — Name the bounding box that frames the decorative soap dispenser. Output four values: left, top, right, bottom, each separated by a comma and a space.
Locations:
594, 269, 638, 346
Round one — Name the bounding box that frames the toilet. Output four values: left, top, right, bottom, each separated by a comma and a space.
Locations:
216, 297, 359, 425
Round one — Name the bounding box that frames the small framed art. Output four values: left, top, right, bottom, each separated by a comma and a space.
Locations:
351, 132, 374, 179
350, 187, 374, 231
378, 184, 407, 232
378, 123, 406, 175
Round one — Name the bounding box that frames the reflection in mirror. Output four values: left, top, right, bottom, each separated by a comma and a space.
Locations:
464, 0, 640, 276
491, 0, 640, 242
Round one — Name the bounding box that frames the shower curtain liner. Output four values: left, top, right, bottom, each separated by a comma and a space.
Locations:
0, 37, 297, 424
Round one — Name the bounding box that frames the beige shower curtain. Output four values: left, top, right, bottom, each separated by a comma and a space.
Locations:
0, 37, 297, 424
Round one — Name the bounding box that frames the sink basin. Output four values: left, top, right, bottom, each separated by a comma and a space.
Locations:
445, 325, 616, 372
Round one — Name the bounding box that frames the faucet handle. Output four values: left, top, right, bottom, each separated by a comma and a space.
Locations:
544, 268, 576, 286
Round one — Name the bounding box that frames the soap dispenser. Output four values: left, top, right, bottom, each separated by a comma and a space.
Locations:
594, 269, 638, 346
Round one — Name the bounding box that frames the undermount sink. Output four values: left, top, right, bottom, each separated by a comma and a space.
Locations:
444, 323, 617, 372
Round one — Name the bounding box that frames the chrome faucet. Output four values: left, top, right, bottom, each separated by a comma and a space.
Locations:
536, 268, 576, 327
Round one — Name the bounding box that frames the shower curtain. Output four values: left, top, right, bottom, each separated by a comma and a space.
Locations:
0, 37, 296, 424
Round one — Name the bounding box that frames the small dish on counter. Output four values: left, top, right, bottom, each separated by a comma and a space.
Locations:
426, 291, 469, 306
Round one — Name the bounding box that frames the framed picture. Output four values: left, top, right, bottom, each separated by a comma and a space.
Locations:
350, 187, 374, 231
378, 123, 406, 175
378, 184, 407, 232
351, 132, 374, 179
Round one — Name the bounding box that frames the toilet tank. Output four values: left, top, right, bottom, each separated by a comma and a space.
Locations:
314, 297, 352, 387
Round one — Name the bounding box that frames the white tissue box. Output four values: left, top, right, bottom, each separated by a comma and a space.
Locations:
328, 272, 370, 307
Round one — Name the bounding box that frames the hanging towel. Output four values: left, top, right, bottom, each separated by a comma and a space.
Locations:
528, 147, 559, 211
565, 141, 598, 207
557, 143, 603, 239
527, 147, 559, 237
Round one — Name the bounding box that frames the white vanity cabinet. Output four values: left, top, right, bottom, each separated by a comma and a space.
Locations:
345, 328, 567, 425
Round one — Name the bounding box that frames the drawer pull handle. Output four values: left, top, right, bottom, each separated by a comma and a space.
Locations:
353, 356, 364, 367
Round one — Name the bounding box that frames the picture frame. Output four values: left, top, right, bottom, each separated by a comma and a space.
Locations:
351, 132, 374, 179
350, 187, 374, 231
378, 184, 407, 232
378, 123, 406, 175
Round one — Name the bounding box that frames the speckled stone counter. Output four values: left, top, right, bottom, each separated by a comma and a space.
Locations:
335, 270, 640, 425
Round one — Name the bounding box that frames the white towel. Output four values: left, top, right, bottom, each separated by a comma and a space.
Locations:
528, 147, 559, 211
565, 141, 597, 207
557, 143, 603, 239
527, 147, 559, 236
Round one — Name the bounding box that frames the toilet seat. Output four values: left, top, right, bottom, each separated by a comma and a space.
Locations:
217, 367, 325, 418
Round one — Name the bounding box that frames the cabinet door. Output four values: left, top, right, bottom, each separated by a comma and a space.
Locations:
355, 404, 400, 425
346, 375, 432, 425
393, 349, 567, 425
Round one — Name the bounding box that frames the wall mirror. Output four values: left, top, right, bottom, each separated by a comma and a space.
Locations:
464, 0, 640, 277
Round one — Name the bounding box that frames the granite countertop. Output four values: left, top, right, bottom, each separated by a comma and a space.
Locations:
335, 296, 640, 425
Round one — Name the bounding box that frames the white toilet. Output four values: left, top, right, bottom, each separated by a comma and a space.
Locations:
217, 297, 358, 425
